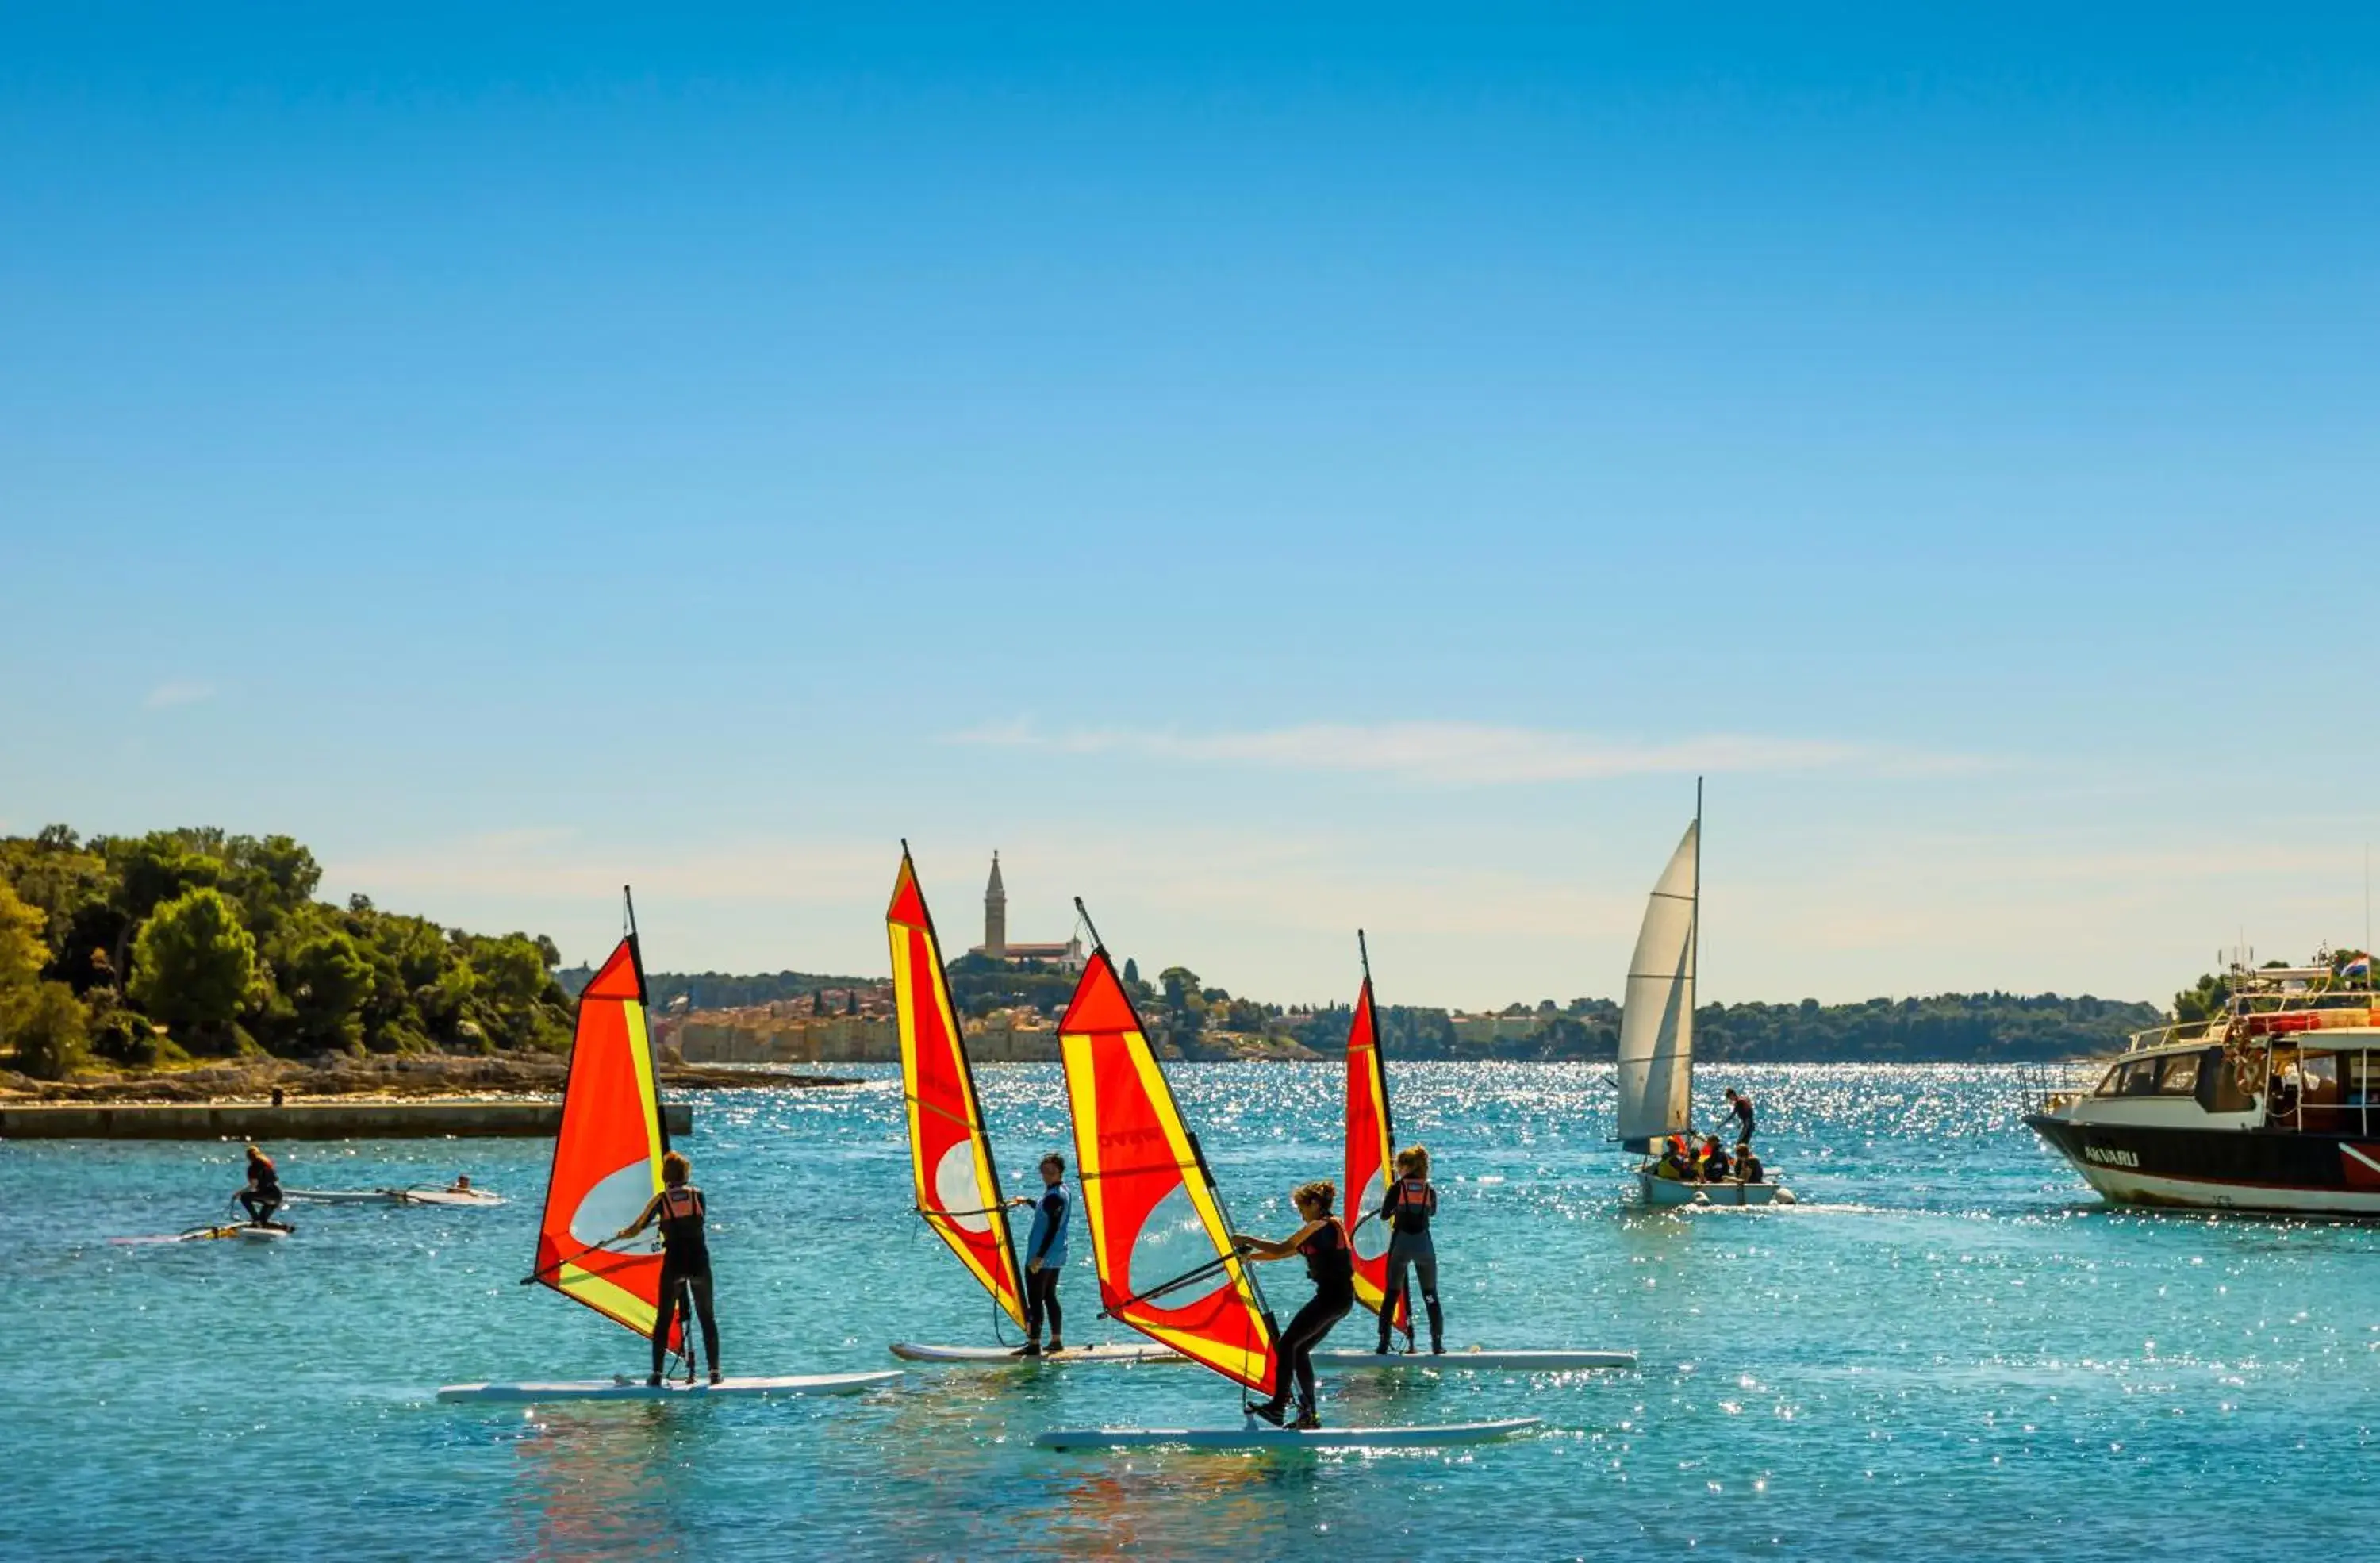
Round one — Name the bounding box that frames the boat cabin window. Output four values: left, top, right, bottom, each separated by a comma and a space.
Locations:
2096, 1058, 2162, 1097
2155, 1053, 2201, 1095
2350, 1053, 2380, 1107
2299, 1052, 2341, 1104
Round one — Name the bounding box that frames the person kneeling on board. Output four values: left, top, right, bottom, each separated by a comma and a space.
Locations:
617, 1150, 721, 1386
1234, 1180, 1356, 1430
1375, 1146, 1445, 1356
1005, 1153, 1073, 1357
239, 1145, 285, 1227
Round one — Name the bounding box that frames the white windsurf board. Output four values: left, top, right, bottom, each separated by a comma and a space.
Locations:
436, 1370, 903, 1404
889, 1342, 1180, 1365
1035, 1415, 1541, 1450
1313, 1348, 1635, 1371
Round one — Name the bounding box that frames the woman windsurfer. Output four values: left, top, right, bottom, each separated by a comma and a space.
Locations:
1374, 1145, 1444, 1355
238, 1145, 284, 1227
1233, 1180, 1355, 1430
617, 1150, 721, 1386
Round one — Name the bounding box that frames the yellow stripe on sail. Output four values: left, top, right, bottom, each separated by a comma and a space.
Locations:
559, 1261, 662, 1339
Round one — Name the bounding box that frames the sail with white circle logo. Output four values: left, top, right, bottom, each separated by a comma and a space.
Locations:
532, 910, 675, 1346
888, 847, 1030, 1330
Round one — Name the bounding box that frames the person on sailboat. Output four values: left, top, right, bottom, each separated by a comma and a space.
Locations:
1697, 1135, 1732, 1182
1233, 1180, 1355, 1430
238, 1145, 284, 1227
1005, 1154, 1072, 1357
1724, 1087, 1756, 1148
1736, 1146, 1765, 1184
1374, 1146, 1444, 1356
616, 1150, 720, 1386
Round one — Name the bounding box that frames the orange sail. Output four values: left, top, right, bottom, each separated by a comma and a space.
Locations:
533, 931, 676, 1346
1059, 946, 1277, 1395
887, 848, 1028, 1329
1344, 966, 1409, 1338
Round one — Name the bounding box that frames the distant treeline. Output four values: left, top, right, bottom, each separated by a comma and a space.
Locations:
0, 825, 574, 1079
555, 967, 880, 1013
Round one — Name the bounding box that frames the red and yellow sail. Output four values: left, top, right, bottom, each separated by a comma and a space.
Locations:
1060, 949, 1277, 1395
888, 849, 1028, 1329
534, 932, 676, 1346
1344, 973, 1409, 1338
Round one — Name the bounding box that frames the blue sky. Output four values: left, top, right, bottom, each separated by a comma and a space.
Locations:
4, 6, 2376, 1006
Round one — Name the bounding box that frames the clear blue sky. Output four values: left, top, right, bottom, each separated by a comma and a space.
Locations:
4, 5, 2376, 1006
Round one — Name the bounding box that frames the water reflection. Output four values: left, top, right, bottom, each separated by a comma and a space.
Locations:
507, 1406, 681, 1561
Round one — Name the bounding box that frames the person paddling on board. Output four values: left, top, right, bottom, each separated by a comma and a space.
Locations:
1374, 1145, 1445, 1356
1004, 1153, 1072, 1357
1233, 1180, 1355, 1430
238, 1145, 284, 1227
616, 1150, 720, 1386
1724, 1087, 1756, 1149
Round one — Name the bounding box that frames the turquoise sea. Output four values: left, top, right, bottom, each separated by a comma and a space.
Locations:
8, 1062, 2374, 1561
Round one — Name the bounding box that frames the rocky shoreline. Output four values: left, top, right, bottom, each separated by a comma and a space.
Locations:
0, 1053, 860, 1104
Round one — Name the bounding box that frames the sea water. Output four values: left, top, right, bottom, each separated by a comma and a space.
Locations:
3, 1062, 2373, 1561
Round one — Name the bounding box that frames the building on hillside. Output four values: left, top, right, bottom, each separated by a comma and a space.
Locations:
967, 852, 1087, 972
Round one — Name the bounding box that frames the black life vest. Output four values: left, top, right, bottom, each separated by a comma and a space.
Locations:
1299, 1217, 1354, 1293
658, 1184, 708, 1267
1385, 1177, 1436, 1235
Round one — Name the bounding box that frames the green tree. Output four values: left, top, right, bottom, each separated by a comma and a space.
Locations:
0, 880, 44, 991
7, 981, 89, 1078
129, 888, 257, 1049
282, 926, 372, 1050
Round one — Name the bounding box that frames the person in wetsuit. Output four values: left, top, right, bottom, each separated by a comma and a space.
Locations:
1006, 1153, 1072, 1357
1374, 1145, 1445, 1356
1699, 1135, 1732, 1182
1725, 1087, 1756, 1148
617, 1150, 720, 1385
238, 1145, 283, 1227
1234, 1180, 1355, 1430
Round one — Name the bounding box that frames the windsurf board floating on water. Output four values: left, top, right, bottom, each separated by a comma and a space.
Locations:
889, 1341, 1178, 1365
1036, 1416, 1541, 1451
889, 1342, 1635, 1371
1313, 1348, 1635, 1370
286, 1187, 506, 1207
885, 848, 1036, 1350
436, 1371, 902, 1404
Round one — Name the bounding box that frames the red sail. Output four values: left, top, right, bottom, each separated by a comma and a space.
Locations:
1060, 950, 1277, 1395
533, 935, 676, 1347
1345, 977, 1409, 1337
888, 850, 1029, 1328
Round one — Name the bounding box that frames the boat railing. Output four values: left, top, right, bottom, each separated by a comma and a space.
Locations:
2017, 1058, 2104, 1115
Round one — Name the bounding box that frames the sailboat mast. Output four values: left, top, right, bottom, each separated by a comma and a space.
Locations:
1688, 778, 1702, 1128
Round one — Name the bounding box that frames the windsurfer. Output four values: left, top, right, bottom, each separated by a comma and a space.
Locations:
1234, 1180, 1355, 1430
1005, 1154, 1072, 1356
1374, 1146, 1444, 1355
617, 1150, 720, 1386
238, 1145, 284, 1227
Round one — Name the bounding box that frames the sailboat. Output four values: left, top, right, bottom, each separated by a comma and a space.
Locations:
1034, 902, 1540, 1450
1322, 934, 1636, 1373
1615, 785, 1793, 1208
882, 845, 1171, 1367
438, 891, 904, 1404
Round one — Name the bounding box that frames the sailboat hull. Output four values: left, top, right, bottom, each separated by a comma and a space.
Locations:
1638, 1172, 1791, 1207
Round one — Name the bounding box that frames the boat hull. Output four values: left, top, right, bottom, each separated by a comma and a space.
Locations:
436, 1371, 903, 1403
1637, 1172, 1791, 1207
1035, 1416, 1541, 1450
2026, 1115, 2380, 1217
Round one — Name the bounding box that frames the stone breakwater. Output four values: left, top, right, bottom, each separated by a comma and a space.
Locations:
0, 1098, 698, 1139
0, 1053, 858, 1106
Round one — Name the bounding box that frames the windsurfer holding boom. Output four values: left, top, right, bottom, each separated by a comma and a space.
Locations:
1233, 1180, 1356, 1430
616, 1150, 720, 1386
1005, 1153, 1073, 1357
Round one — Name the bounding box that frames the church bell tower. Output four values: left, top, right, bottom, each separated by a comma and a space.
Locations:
984, 852, 1008, 958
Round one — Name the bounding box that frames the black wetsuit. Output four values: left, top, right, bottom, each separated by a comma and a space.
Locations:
240, 1154, 283, 1226
1023, 1184, 1069, 1346
1260, 1218, 1354, 1419
1729, 1095, 1756, 1146
1376, 1177, 1444, 1352
650, 1185, 720, 1379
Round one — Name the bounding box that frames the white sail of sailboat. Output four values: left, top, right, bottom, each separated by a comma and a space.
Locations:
1616, 817, 1699, 1150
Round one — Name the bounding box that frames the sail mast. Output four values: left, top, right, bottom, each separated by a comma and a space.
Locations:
1688, 778, 1701, 1128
